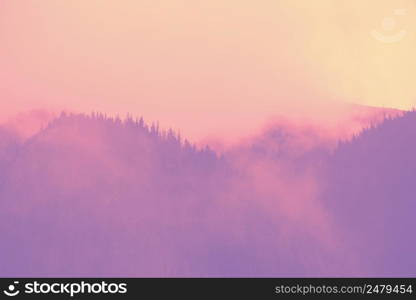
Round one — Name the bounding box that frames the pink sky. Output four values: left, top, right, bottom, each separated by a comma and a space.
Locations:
1, 0, 415, 141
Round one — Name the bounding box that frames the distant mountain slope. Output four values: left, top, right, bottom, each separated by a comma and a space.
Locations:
324, 111, 416, 276
0, 127, 20, 187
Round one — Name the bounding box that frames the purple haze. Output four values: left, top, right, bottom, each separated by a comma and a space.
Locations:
0, 111, 415, 277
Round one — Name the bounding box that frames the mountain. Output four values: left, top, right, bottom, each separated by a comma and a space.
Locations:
0, 113, 228, 276
0, 110, 414, 276
324, 111, 416, 276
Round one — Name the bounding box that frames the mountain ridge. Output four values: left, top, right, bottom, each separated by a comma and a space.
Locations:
0, 109, 414, 276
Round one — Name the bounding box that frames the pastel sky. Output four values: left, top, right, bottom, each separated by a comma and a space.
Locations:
1, 0, 415, 140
